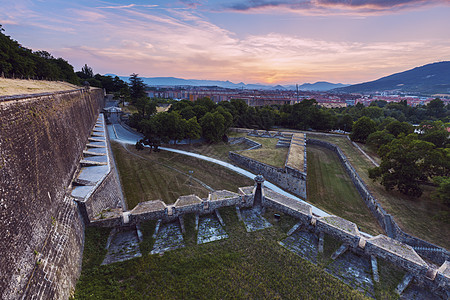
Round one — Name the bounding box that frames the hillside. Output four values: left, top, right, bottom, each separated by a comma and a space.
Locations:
0, 78, 79, 96
335, 61, 450, 94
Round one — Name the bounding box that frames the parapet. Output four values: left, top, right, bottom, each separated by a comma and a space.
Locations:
365, 235, 429, 276
316, 216, 361, 248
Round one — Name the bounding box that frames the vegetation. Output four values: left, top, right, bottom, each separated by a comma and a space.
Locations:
0, 25, 79, 83
111, 142, 252, 209
308, 133, 450, 249
307, 145, 382, 235
74, 207, 370, 299
76, 64, 129, 97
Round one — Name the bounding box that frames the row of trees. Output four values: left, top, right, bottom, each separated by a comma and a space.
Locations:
0, 25, 79, 84
124, 76, 449, 201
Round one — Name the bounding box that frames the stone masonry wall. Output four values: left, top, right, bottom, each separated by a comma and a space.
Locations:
84, 129, 125, 220
0, 88, 104, 299
229, 151, 306, 198
307, 138, 450, 265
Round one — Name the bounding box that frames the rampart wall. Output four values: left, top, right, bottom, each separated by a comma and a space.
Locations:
228, 151, 306, 198
307, 138, 450, 265
0, 88, 104, 299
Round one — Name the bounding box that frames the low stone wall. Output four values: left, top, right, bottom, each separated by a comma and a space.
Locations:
228, 137, 261, 149
229, 151, 306, 198
307, 138, 450, 265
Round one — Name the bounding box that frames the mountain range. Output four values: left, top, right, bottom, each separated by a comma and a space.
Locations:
106, 61, 450, 94
334, 61, 450, 95
105, 74, 348, 91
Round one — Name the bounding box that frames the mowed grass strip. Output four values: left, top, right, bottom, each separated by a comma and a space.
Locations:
308, 133, 450, 249
74, 207, 369, 299
239, 136, 289, 168
307, 145, 383, 235
111, 142, 253, 209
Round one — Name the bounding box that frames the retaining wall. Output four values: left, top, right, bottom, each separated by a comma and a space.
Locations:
307, 138, 450, 265
0, 88, 104, 299
229, 151, 306, 198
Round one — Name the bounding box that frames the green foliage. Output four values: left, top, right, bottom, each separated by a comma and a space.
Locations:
432, 176, 450, 205
200, 111, 225, 142
350, 117, 377, 143
74, 209, 368, 299
129, 73, 147, 103
366, 130, 395, 151
0, 26, 79, 83
369, 134, 436, 197
385, 120, 413, 137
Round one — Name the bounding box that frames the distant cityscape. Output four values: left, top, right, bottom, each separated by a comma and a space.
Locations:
147, 86, 450, 108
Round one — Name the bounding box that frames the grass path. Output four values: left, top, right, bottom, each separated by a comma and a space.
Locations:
111, 142, 253, 209
308, 133, 450, 249
307, 145, 383, 235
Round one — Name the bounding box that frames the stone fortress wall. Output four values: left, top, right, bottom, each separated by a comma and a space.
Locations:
0, 88, 105, 299
228, 128, 307, 199
87, 176, 449, 298
307, 138, 450, 266
1, 91, 449, 299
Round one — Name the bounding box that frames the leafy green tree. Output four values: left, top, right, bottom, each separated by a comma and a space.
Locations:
432, 176, 450, 205
419, 120, 450, 148
185, 117, 201, 143
199, 111, 225, 143
129, 73, 147, 103
426, 98, 445, 119
369, 134, 435, 197
366, 130, 395, 151
81, 64, 94, 78
350, 116, 377, 143
385, 120, 413, 137
338, 114, 353, 132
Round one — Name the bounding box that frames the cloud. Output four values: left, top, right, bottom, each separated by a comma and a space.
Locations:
223, 0, 450, 15
97, 4, 158, 9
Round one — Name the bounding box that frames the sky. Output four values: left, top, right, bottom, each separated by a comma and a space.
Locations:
1, 0, 450, 85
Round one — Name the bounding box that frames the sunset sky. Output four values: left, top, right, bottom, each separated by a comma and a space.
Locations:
1, 0, 450, 84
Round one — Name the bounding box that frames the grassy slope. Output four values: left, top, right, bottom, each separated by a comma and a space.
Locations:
307, 145, 383, 235
74, 207, 369, 299
112, 142, 253, 209
0, 78, 79, 96
308, 133, 450, 249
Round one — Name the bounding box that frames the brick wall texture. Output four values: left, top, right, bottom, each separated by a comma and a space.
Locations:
0, 88, 104, 299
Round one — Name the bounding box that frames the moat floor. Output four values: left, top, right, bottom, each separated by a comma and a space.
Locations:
102, 229, 142, 265
240, 208, 272, 232
197, 215, 228, 244
151, 222, 185, 254
98, 208, 436, 299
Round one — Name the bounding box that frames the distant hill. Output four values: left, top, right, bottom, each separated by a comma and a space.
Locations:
285, 82, 349, 91
334, 61, 450, 94
107, 74, 344, 91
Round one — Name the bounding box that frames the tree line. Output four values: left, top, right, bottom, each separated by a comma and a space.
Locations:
0, 25, 79, 84
125, 75, 448, 202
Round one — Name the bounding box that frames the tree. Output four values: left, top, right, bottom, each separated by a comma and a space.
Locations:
385, 120, 414, 137
81, 64, 94, 78
366, 130, 395, 151
129, 73, 147, 103
350, 116, 377, 143
369, 134, 435, 197
185, 117, 201, 143
199, 111, 225, 143
338, 114, 353, 132
432, 176, 450, 205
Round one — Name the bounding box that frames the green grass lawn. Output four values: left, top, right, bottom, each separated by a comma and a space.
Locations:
168, 133, 289, 168
73, 207, 371, 300
307, 145, 383, 235
111, 142, 253, 209
307, 133, 450, 249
